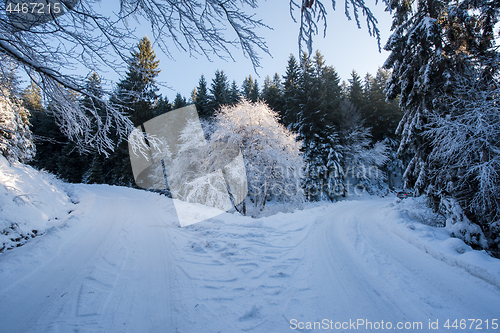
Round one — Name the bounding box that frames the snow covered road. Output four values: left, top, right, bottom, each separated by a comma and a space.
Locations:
0, 185, 499, 332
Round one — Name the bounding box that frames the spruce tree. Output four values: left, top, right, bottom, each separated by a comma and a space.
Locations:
348, 70, 364, 111
362, 68, 401, 142
241, 75, 255, 101
209, 70, 229, 111
172, 93, 187, 110
249, 80, 259, 103
76, 72, 107, 183
384, 0, 500, 248
21, 82, 44, 114
111, 36, 161, 186
228, 80, 240, 106
86, 155, 105, 184
153, 95, 172, 117
297, 52, 340, 201
261, 73, 283, 112
194, 75, 211, 118
117, 36, 161, 127
28, 100, 66, 173
281, 54, 301, 129
57, 73, 106, 183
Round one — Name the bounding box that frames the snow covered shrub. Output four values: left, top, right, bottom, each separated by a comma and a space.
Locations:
396, 195, 445, 227
0, 87, 34, 163
439, 197, 487, 249
211, 99, 305, 216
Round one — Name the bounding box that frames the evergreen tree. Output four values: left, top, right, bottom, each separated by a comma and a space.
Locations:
384, 0, 500, 248
0, 57, 22, 96
69, 72, 107, 183
56, 73, 107, 183
209, 70, 229, 112
362, 68, 402, 142
117, 36, 161, 127
153, 95, 172, 117
21, 82, 44, 114
28, 101, 66, 173
249, 80, 259, 103
348, 70, 364, 110
318, 65, 342, 130
241, 75, 255, 101
172, 93, 187, 110
297, 52, 340, 201
261, 73, 283, 112
86, 155, 105, 184
281, 54, 301, 129
111, 36, 161, 186
57, 144, 92, 183
194, 75, 211, 118
228, 80, 240, 106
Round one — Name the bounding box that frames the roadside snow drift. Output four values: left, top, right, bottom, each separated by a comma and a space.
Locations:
0, 156, 75, 252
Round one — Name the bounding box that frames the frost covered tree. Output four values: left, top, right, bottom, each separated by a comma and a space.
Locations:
384, 0, 455, 194
384, 0, 499, 248
211, 99, 304, 215
290, 0, 388, 55
0, 87, 34, 163
384, 0, 499, 194
0, 59, 34, 163
424, 69, 500, 249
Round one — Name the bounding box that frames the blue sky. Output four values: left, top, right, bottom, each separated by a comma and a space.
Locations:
94, 1, 394, 101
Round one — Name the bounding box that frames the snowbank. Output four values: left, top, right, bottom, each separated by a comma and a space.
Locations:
389, 196, 500, 288
0, 156, 75, 252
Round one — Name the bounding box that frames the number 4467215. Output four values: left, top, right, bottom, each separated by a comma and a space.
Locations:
5, 2, 62, 15
444, 319, 498, 330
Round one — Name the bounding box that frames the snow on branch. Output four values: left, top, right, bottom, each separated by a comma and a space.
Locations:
290, 0, 388, 56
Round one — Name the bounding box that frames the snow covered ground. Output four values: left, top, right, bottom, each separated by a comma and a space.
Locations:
1, 158, 500, 332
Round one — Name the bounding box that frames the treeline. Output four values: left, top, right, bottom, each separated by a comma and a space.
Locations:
17, 37, 402, 195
